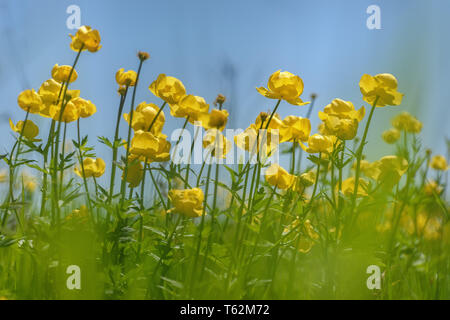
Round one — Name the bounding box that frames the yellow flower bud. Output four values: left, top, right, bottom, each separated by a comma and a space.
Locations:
71, 97, 97, 118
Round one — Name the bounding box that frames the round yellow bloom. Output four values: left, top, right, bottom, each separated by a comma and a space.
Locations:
9, 119, 39, 140
69, 25, 102, 52
168, 188, 204, 218
430, 155, 448, 171
123, 156, 143, 187
265, 163, 296, 190
256, 70, 310, 106
203, 129, 231, 159
299, 171, 316, 187
129, 130, 160, 159
170, 94, 209, 122
115, 68, 137, 87
149, 74, 186, 105
53, 100, 80, 123
38, 79, 62, 104
382, 128, 401, 144
17, 89, 43, 114
391, 112, 422, 133
75, 157, 106, 178
71, 97, 97, 118
359, 73, 403, 107
300, 134, 334, 154
340, 177, 369, 197
424, 180, 443, 196
52, 64, 78, 83
280, 116, 311, 142
373, 155, 408, 187
146, 134, 171, 163
198, 109, 229, 131
318, 98, 366, 140
124, 102, 165, 134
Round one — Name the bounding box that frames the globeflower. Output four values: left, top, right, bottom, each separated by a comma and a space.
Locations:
318, 98, 365, 140
124, 102, 165, 134
170, 94, 209, 123
300, 134, 334, 154
279, 116, 311, 143
52, 100, 80, 123
149, 74, 186, 105
382, 128, 401, 144
75, 157, 106, 178
198, 109, 229, 131
52, 64, 78, 83
203, 129, 231, 159
256, 70, 310, 106
38, 79, 62, 105
116, 68, 137, 87
391, 112, 422, 133
71, 97, 97, 118
129, 130, 160, 159
167, 188, 204, 218
122, 156, 143, 187
17, 89, 43, 114
340, 177, 369, 197
430, 155, 448, 171
69, 25, 102, 52
373, 155, 408, 187
265, 163, 296, 190
9, 119, 39, 140
359, 73, 403, 107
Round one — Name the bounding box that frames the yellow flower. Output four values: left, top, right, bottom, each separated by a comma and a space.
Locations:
17, 89, 43, 114
146, 134, 172, 163
71, 97, 97, 118
382, 128, 401, 144
52, 100, 80, 123
299, 171, 316, 187
430, 155, 448, 171
300, 134, 334, 154
340, 177, 369, 197
373, 155, 408, 187
129, 130, 160, 159
9, 119, 39, 140
38, 79, 62, 105
234, 126, 279, 157
116, 68, 137, 87
69, 25, 102, 52
198, 109, 229, 131
52, 64, 78, 83
280, 116, 311, 142
424, 180, 443, 196
66, 205, 89, 224
124, 102, 165, 134
359, 73, 403, 107
170, 94, 209, 122
75, 157, 105, 178
123, 156, 144, 187
256, 70, 310, 106
167, 188, 204, 218
391, 112, 422, 133
149, 74, 186, 105
265, 163, 296, 190
203, 129, 231, 159
318, 98, 366, 140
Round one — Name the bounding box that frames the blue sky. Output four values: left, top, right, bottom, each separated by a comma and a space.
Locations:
1, 0, 449, 174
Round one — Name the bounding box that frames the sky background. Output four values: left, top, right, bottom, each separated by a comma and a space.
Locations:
0, 0, 449, 181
